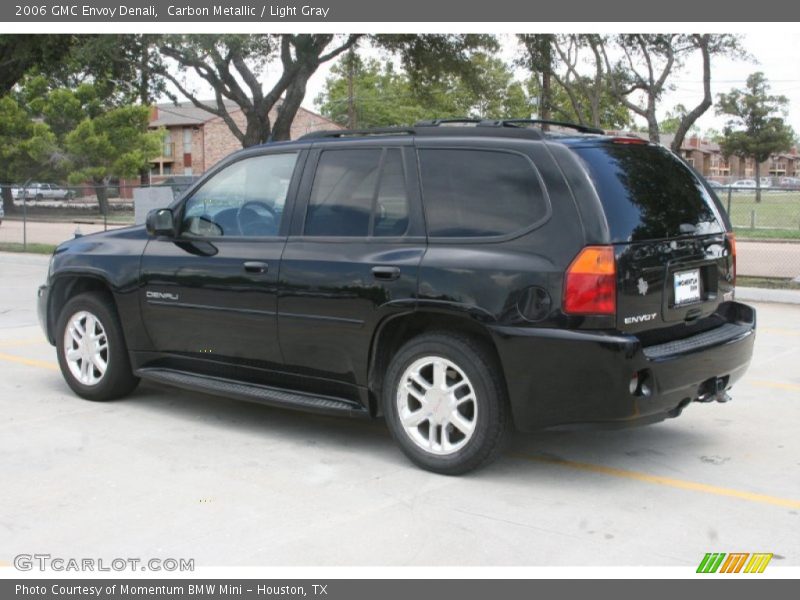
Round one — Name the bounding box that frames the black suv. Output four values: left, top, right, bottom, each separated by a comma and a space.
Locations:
37, 119, 756, 474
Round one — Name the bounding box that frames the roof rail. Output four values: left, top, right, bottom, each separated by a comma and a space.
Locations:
299, 127, 415, 140
486, 119, 605, 135
414, 118, 482, 127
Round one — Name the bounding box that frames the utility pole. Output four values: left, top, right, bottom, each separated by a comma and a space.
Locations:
346, 47, 356, 129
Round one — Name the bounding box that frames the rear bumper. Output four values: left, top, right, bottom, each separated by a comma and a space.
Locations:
490, 302, 756, 432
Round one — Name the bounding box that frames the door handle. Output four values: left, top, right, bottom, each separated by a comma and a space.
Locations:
372, 266, 401, 281
243, 261, 269, 274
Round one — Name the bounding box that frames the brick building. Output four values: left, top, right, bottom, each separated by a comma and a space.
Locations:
148, 100, 341, 180
653, 133, 800, 181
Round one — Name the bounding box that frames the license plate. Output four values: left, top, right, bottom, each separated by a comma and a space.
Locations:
674, 269, 701, 305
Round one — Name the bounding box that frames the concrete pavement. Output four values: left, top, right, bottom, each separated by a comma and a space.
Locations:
0, 252, 798, 567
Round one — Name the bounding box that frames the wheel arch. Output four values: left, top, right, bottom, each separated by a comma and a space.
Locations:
46, 273, 117, 345
367, 308, 508, 418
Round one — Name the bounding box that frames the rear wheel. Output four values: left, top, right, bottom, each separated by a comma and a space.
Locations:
55, 292, 139, 401
383, 332, 509, 475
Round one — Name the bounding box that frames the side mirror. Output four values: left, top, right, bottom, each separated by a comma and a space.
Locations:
146, 208, 176, 237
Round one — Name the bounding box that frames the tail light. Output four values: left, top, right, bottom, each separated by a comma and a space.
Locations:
564, 246, 616, 315
728, 232, 737, 286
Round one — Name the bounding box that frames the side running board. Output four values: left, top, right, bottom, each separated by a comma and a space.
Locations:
136, 368, 368, 418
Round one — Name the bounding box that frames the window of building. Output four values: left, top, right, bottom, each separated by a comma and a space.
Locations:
183, 127, 193, 153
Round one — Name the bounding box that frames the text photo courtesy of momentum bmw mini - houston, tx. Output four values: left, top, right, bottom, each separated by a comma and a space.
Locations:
1, 1, 800, 593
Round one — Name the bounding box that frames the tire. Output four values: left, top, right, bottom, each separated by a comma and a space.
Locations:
382, 332, 510, 475
55, 292, 139, 401
35, 194, 43, 201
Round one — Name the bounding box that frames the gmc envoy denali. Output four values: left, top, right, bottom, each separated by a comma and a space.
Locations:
37, 119, 756, 474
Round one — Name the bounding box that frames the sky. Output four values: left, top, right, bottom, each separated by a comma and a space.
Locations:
166, 32, 800, 137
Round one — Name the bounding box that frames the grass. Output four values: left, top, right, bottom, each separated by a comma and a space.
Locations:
0, 242, 56, 254
737, 276, 800, 290
733, 227, 800, 240
723, 191, 800, 231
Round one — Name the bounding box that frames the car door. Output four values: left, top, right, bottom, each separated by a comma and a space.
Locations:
139, 149, 305, 379
278, 143, 426, 392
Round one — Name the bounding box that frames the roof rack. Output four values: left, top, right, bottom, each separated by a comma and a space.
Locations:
299, 127, 415, 140
414, 118, 482, 127
488, 119, 605, 135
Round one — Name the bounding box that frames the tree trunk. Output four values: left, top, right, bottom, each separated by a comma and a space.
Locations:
95, 182, 109, 216
2, 184, 14, 215
670, 35, 712, 153
754, 161, 762, 204
646, 100, 660, 143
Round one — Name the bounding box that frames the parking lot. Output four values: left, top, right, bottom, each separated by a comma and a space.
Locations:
0, 251, 798, 567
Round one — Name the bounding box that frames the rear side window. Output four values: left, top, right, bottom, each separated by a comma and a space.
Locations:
418, 149, 548, 238
574, 143, 724, 242
305, 148, 409, 237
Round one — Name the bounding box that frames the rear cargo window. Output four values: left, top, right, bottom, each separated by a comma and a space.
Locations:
574, 144, 724, 242
418, 149, 548, 238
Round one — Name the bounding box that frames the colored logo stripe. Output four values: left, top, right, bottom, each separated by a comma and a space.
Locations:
697, 552, 773, 573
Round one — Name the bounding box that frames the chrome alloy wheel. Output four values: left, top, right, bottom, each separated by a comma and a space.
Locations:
396, 356, 478, 455
63, 310, 109, 386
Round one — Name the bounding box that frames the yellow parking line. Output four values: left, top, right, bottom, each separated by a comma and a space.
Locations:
515, 454, 800, 510
0, 352, 58, 371
0, 338, 46, 348
748, 379, 800, 392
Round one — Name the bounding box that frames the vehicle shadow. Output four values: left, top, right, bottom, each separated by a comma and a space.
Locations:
116, 381, 720, 482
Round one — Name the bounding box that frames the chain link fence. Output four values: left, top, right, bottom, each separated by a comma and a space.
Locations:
1, 177, 799, 282
0, 182, 191, 249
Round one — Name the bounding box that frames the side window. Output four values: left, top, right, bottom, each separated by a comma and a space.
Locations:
304, 148, 409, 237
418, 149, 548, 237
181, 152, 298, 238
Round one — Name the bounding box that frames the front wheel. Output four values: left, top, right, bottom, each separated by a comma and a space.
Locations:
383, 332, 510, 475
55, 293, 139, 401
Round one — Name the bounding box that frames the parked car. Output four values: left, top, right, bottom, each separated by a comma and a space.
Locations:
37, 119, 756, 474
778, 176, 800, 189
707, 180, 726, 190
15, 182, 75, 201
730, 179, 757, 190
0, 200, 4, 225
14, 182, 75, 200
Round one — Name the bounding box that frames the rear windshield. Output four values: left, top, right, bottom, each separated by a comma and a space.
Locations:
573, 143, 725, 242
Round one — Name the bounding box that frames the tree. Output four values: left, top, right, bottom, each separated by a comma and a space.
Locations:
660, 104, 699, 136
0, 96, 59, 214
0, 35, 77, 95
592, 34, 743, 149
717, 72, 795, 203
156, 34, 359, 146
64, 105, 162, 214
157, 34, 496, 146
316, 52, 531, 128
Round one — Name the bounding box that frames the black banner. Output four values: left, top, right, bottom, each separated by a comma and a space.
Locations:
1, 0, 796, 22
4, 579, 799, 600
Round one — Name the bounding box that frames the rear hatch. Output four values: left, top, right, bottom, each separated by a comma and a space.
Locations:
572, 140, 736, 343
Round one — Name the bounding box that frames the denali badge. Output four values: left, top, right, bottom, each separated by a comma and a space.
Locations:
637, 277, 649, 296
146, 291, 179, 301
624, 312, 657, 325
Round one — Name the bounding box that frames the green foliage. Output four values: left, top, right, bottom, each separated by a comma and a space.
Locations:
316, 52, 532, 128
717, 72, 795, 163
525, 76, 632, 130
0, 95, 59, 184
64, 105, 162, 184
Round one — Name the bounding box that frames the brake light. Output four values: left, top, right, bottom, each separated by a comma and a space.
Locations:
728, 232, 737, 286
564, 246, 617, 315
611, 137, 648, 145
